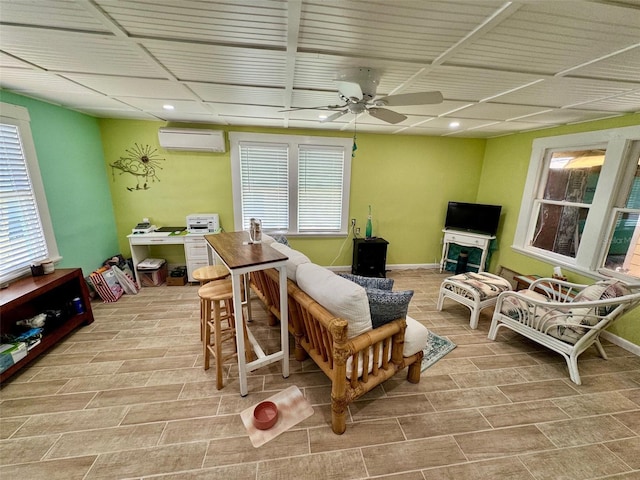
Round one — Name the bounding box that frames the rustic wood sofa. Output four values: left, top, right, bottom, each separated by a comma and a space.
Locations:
249, 242, 429, 434
489, 277, 640, 385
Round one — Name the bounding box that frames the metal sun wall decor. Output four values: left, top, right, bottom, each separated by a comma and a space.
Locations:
110, 143, 165, 191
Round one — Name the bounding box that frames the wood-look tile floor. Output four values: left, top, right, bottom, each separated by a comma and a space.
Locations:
1, 269, 639, 480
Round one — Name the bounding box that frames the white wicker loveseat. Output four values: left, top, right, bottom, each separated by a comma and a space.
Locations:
488, 277, 640, 385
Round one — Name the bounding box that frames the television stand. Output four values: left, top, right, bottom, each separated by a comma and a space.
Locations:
440, 229, 495, 273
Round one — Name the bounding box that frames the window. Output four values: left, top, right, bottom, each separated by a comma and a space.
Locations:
0, 103, 59, 284
514, 125, 640, 280
230, 132, 353, 235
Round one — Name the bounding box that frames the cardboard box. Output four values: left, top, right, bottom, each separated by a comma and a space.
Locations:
137, 263, 168, 287
166, 274, 187, 286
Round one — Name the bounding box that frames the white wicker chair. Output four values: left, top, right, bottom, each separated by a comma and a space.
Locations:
488, 277, 640, 385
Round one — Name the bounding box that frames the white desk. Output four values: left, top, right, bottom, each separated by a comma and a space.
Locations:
440, 229, 495, 273
205, 231, 289, 397
127, 232, 214, 284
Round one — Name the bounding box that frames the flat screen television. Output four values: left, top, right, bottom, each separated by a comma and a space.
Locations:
445, 201, 502, 236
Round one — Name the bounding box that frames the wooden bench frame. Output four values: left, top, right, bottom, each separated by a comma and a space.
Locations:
250, 268, 423, 434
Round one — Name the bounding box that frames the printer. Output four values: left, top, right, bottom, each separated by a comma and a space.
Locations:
186, 213, 220, 234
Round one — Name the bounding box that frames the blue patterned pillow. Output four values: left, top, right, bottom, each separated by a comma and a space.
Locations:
271, 234, 289, 246
367, 288, 413, 328
338, 273, 394, 291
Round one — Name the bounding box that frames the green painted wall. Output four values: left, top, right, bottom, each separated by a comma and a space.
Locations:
99, 119, 486, 267
0, 91, 119, 277
477, 112, 640, 345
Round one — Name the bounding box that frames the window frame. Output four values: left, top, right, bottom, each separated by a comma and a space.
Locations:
229, 132, 353, 236
513, 125, 640, 280
0, 102, 59, 285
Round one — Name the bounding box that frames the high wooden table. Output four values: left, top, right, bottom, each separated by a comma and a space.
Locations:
205, 231, 289, 396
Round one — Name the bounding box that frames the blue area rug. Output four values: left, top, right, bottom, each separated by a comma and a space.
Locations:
421, 331, 457, 371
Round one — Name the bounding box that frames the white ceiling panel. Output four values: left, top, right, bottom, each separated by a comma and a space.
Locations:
495, 77, 638, 109
410, 66, 544, 102
448, 103, 553, 121
519, 108, 621, 125
97, 0, 288, 47
144, 41, 288, 86
1, 0, 638, 136
0, 68, 97, 95
62, 74, 194, 99
188, 83, 285, 106
0, 25, 166, 77
445, 2, 640, 75
118, 98, 212, 114
0, 0, 110, 31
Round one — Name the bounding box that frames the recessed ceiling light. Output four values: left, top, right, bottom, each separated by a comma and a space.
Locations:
318, 114, 328, 120
449, 121, 460, 128
163, 104, 175, 111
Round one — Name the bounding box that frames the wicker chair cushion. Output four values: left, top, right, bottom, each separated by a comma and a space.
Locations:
445, 272, 512, 300
367, 288, 414, 328
338, 273, 394, 291
270, 243, 310, 282
296, 263, 372, 338
571, 280, 631, 321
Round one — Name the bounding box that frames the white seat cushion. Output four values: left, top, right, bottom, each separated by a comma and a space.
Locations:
296, 263, 372, 338
403, 315, 430, 357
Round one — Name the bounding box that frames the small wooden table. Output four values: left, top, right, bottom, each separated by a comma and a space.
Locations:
205, 231, 289, 396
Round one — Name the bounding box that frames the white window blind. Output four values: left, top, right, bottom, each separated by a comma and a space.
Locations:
239, 142, 289, 230
298, 145, 344, 232
0, 123, 49, 280
230, 132, 352, 235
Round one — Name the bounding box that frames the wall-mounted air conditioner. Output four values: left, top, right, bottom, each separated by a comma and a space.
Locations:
158, 128, 226, 152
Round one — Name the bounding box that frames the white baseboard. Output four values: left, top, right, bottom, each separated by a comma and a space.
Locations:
601, 331, 640, 356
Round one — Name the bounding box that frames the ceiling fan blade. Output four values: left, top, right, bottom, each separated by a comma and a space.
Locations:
376, 91, 443, 106
367, 107, 407, 124
321, 110, 349, 123
336, 81, 363, 101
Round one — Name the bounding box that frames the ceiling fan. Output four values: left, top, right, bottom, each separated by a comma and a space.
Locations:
286, 67, 443, 124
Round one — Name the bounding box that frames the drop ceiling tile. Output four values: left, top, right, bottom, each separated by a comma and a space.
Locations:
145, 41, 288, 86
517, 108, 623, 125
80, 109, 158, 120
187, 83, 285, 106
444, 1, 640, 74
0, 0, 110, 31
0, 25, 167, 77
572, 91, 640, 113
495, 77, 636, 109
298, 0, 504, 63
62, 74, 193, 99
412, 117, 498, 130
207, 104, 283, 118
223, 117, 285, 127
566, 46, 640, 83
409, 66, 545, 103
0, 68, 97, 95
117, 98, 212, 115
97, 0, 288, 47
447, 103, 552, 121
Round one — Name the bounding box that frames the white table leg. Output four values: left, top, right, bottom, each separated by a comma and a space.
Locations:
278, 266, 289, 379
232, 272, 248, 396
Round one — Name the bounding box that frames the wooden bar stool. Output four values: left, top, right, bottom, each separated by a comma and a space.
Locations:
193, 265, 229, 285
199, 281, 251, 389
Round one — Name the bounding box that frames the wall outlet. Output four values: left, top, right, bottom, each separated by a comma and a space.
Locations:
355, 227, 361, 235
351, 218, 356, 226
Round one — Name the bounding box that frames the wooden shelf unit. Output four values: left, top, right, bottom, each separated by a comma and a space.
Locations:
0, 268, 94, 384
